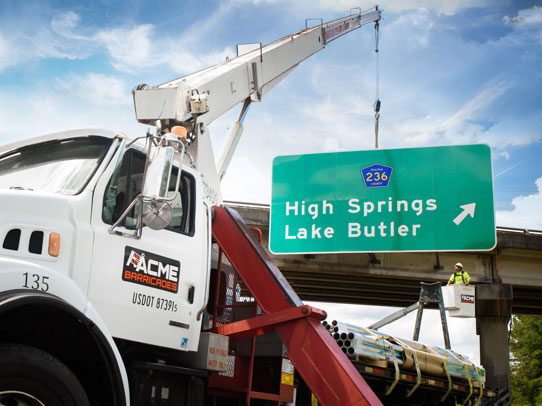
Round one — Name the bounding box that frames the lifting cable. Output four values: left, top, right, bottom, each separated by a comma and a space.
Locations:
373, 17, 381, 149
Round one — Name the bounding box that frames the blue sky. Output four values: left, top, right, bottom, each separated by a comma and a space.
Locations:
1, 0, 541, 364
1, 0, 540, 228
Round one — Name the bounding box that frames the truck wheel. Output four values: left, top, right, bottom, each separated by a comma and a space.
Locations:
0, 344, 90, 406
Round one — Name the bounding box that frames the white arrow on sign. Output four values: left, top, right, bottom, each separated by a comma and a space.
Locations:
453, 203, 476, 226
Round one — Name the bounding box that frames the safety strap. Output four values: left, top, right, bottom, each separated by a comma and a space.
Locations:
424, 345, 453, 403
447, 349, 474, 404
440, 359, 453, 402
463, 363, 473, 404
453, 271, 465, 284
384, 341, 400, 396
405, 351, 421, 398
474, 364, 483, 405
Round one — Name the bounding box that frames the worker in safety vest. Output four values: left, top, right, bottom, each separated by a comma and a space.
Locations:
447, 263, 471, 285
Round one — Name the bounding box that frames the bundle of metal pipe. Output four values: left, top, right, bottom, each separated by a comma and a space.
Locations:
327, 321, 403, 363
322, 319, 485, 384
428, 344, 485, 383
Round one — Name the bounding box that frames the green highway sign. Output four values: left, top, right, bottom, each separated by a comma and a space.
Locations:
269, 144, 496, 254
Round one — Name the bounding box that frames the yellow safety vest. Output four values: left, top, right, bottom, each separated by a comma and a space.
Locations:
449, 270, 470, 284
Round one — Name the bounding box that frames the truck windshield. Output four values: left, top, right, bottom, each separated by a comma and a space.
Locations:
0, 136, 113, 195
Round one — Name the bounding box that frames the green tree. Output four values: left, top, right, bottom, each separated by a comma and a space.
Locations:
510, 315, 542, 405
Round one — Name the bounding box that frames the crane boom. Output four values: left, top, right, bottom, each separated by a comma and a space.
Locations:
132, 7, 381, 128
132, 7, 381, 205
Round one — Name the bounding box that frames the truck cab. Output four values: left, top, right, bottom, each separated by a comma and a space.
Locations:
0, 129, 211, 405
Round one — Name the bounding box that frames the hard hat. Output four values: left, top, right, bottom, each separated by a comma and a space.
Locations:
455, 263, 463, 269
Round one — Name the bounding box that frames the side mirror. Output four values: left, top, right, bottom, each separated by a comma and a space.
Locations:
142, 144, 175, 199
143, 200, 173, 230
141, 134, 186, 231
108, 132, 186, 238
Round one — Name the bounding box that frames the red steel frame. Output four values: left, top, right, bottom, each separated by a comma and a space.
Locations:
211, 206, 382, 406
208, 228, 291, 405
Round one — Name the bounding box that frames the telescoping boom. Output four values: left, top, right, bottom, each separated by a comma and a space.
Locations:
132, 7, 381, 187
133, 7, 381, 127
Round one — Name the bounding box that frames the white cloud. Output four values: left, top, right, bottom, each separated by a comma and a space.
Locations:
166, 47, 234, 76
396, 9, 436, 51
478, 121, 540, 149
301, 94, 373, 138
0, 34, 16, 72
0, 11, 94, 73
439, 83, 508, 132
427, 81, 512, 144
56, 73, 129, 106
264, 0, 494, 16
496, 177, 542, 230
51, 11, 83, 39
381, 0, 491, 15
221, 155, 271, 203
0, 8, 234, 76
90, 2, 236, 75
0, 82, 144, 145
378, 79, 516, 148
32, 27, 89, 60
158, 1, 237, 74
272, 8, 520, 151
494, 159, 525, 177
231, 0, 493, 15
293, 59, 516, 150
92, 17, 235, 74
323, 137, 341, 152
94, 25, 155, 73
230, 0, 287, 4
504, 6, 542, 27
493, 150, 510, 160
499, 6, 542, 47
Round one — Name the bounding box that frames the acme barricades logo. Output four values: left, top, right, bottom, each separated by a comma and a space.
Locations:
361, 163, 392, 188
123, 246, 180, 293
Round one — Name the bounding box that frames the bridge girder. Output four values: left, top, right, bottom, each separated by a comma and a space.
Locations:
230, 203, 542, 315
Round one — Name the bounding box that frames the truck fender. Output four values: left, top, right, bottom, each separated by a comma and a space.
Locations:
0, 289, 129, 406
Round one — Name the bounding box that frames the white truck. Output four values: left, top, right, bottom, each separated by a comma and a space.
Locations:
0, 8, 386, 406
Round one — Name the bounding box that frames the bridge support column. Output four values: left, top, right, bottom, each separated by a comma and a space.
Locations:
476, 283, 512, 404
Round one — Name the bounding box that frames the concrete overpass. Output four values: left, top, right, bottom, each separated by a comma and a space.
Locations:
228, 202, 542, 315
226, 202, 542, 401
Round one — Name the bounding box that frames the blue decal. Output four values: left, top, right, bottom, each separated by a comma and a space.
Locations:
361, 164, 392, 188
180, 338, 188, 349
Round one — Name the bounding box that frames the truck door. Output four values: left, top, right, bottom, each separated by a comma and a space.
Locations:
88, 145, 209, 352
